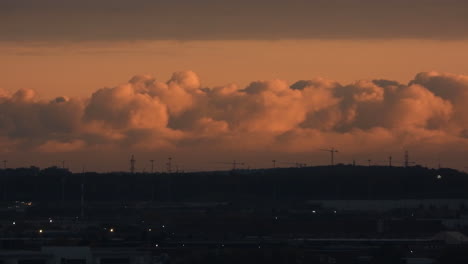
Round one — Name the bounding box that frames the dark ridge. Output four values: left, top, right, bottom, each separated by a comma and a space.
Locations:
0, 165, 465, 202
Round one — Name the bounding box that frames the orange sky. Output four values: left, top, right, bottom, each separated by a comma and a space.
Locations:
2, 1, 468, 172
2, 40, 468, 98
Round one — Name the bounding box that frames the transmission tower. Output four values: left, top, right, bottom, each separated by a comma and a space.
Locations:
130, 155, 135, 174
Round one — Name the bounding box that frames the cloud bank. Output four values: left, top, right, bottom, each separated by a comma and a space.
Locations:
1, 0, 467, 41
1, 70, 468, 170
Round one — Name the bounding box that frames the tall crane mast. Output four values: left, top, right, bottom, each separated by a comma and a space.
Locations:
320, 148, 339, 166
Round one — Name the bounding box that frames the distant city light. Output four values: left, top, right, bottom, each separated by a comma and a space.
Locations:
155, 244, 159, 247
312, 210, 316, 214
49, 219, 53, 223
162, 225, 165, 228
109, 228, 114, 232
437, 175, 442, 179
334, 210, 337, 214
148, 228, 152, 232
39, 229, 43, 233
12, 221, 15, 225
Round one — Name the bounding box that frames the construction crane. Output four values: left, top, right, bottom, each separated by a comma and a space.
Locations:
320, 148, 339, 166
215, 160, 245, 170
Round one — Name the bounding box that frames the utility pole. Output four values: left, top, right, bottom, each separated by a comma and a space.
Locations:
388, 156, 392, 167
272, 160, 276, 169
2, 160, 6, 170
368, 159, 372, 166
320, 148, 339, 166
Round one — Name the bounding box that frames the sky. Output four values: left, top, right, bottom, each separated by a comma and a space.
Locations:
1, 0, 468, 172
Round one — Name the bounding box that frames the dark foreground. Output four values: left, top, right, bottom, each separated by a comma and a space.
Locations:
1, 165, 468, 263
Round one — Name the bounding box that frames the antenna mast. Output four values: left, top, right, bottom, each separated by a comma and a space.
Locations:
130, 155, 135, 174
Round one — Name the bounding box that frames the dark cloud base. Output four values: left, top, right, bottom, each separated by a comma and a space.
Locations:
1, 0, 467, 41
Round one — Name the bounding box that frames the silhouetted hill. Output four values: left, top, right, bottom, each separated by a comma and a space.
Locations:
0, 165, 466, 202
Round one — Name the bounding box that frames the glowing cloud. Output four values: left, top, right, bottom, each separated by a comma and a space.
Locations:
1, 71, 468, 170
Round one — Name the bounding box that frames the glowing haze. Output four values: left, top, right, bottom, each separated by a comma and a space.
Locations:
1, 0, 468, 171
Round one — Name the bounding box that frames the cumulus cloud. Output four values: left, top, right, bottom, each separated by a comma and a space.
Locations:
1, 70, 468, 169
